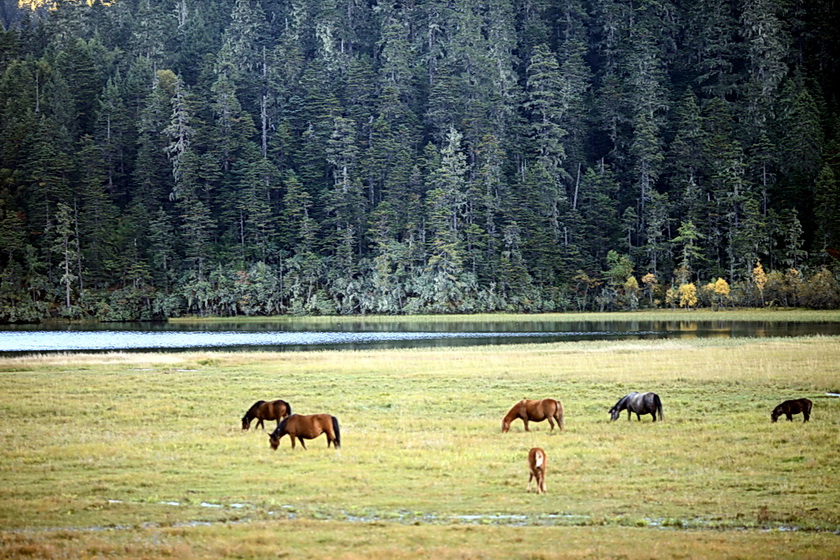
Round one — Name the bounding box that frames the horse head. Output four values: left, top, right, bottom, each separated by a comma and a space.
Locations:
269, 416, 291, 449
501, 418, 511, 433
269, 427, 283, 450
241, 416, 251, 430
770, 407, 781, 423
609, 393, 636, 421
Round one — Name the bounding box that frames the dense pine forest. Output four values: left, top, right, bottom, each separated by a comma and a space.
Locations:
1, 0, 840, 321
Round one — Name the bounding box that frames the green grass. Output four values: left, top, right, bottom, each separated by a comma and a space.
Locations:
1, 336, 839, 558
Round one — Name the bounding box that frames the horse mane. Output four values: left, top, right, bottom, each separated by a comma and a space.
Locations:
270, 414, 293, 440
277, 414, 296, 432
245, 400, 266, 418
612, 393, 635, 411
504, 400, 523, 420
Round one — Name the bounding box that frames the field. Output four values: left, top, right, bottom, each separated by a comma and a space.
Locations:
1, 328, 839, 558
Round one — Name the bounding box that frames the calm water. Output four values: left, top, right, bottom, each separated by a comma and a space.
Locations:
1, 319, 838, 354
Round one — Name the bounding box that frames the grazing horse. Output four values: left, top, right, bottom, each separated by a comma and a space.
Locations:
241, 399, 292, 430
771, 398, 812, 423
269, 414, 341, 450
501, 398, 564, 433
609, 392, 663, 422
527, 447, 547, 494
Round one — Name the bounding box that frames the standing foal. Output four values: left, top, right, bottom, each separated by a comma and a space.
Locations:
527, 447, 547, 494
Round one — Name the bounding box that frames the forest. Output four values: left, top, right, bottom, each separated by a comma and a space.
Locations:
1, 0, 840, 321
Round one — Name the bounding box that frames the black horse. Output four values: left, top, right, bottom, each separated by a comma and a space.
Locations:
609, 392, 663, 422
771, 398, 812, 423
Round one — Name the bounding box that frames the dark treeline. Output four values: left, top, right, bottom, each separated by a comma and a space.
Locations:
1, 0, 840, 321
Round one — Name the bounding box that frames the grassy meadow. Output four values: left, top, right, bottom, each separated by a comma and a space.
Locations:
1, 327, 839, 558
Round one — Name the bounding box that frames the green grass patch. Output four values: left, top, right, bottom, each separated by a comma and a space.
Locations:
1, 337, 839, 558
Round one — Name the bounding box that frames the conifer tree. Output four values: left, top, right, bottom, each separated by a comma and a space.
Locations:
425, 127, 468, 307
50, 201, 78, 313
814, 165, 840, 252
525, 43, 570, 241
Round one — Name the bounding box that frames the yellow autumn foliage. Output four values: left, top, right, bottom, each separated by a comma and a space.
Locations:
678, 282, 697, 309
18, 0, 113, 10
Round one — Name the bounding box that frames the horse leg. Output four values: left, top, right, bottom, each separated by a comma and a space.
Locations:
786, 413, 793, 422
256, 419, 264, 430
539, 471, 546, 494
298, 437, 307, 449
547, 417, 555, 431
523, 419, 530, 432
527, 472, 534, 493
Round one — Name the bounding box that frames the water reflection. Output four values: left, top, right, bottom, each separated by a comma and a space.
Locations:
1, 319, 838, 354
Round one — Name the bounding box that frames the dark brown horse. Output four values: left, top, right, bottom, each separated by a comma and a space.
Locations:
269, 414, 341, 450
771, 398, 812, 422
501, 399, 564, 433
241, 399, 292, 430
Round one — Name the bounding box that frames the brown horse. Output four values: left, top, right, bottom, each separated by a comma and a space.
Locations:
771, 398, 812, 422
501, 398, 564, 433
269, 414, 341, 450
241, 399, 292, 430
527, 447, 547, 494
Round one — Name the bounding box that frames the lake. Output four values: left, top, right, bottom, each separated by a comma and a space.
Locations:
1, 318, 839, 354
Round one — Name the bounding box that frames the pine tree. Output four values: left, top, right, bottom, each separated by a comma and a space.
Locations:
25, 115, 73, 250
425, 127, 468, 307
575, 163, 620, 268
163, 73, 196, 197
324, 115, 364, 267
76, 134, 119, 290
210, 44, 257, 174
238, 155, 280, 263
814, 164, 840, 252
682, 0, 742, 99
775, 74, 824, 219
133, 68, 175, 212
741, 0, 788, 135
666, 90, 707, 225
525, 43, 570, 241
96, 74, 131, 201
172, 148, 214, 279
148, 206, 177, 290
671, 220, 705, 279
50, 201, 78, 313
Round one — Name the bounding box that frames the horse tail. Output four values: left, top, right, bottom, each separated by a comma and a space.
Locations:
331, 416, 341, 448
535, 449, 544, 469
654, 393, 663, 420
555, 400, 565, 430
283, 400, 292, 417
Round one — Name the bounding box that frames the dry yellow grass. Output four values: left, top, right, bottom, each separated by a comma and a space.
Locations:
1, 336, 839, 558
